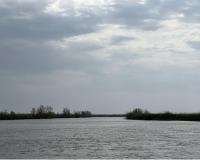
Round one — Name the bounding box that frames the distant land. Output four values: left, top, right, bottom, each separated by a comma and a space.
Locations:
1, 106, 200, 121
0, 105, 125, 120
126, 108, 200, 121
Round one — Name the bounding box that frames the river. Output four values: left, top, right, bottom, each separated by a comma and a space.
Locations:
0, 117, 200, 158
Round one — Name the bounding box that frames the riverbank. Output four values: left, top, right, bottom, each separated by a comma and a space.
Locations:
126, 108, 200, 121
0, 114, 125, 120
0, 105, 92, 120
0, 105, 125, 120
2, 106, 200, 121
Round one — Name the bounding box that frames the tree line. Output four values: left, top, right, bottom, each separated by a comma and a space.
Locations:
0, 105, 92, 120
2, 106, 199, 121
126, 108, 200, 121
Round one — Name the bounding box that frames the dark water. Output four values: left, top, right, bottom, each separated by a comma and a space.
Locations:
0, 117, 200, 158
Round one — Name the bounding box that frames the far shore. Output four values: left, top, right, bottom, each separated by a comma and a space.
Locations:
1, 106, 200, 121
0, 105, 125, 120
126, 108, 200, 121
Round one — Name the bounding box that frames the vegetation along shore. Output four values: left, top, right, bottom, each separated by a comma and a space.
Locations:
0, 105, 92, 120
1, 106, 200, 121
126, 108, 200, 121
0, 105, 125, 120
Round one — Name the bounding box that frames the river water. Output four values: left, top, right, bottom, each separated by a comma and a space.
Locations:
0, 117, 200, 158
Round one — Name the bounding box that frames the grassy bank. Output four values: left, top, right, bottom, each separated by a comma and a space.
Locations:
0, 105, 125, 120
0, 105, 92, 120
3, 106, 199, 121
92, 114, 125, 117
126, 108, 200, 121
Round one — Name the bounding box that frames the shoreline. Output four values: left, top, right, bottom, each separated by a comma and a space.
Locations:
126, 108, 200, 121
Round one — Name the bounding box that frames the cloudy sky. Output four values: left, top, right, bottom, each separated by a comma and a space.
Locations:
0, 0, 200, 113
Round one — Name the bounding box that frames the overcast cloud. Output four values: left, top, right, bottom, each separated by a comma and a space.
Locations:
0, 0, 200, 113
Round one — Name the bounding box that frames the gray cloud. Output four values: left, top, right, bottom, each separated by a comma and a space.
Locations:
110, 35, 135, 45
188, 41, 200, 50
109, 1, 162, 30
1, 0, 199, 42
1, 0, 200, 113
0, 1, 101, 41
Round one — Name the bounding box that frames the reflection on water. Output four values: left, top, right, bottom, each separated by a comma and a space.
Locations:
0, 117, 200, 158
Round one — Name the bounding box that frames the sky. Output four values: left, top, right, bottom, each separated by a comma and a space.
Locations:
0, 0, 200, 114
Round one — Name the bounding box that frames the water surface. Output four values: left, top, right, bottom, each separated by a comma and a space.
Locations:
0, 117, 200, 158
